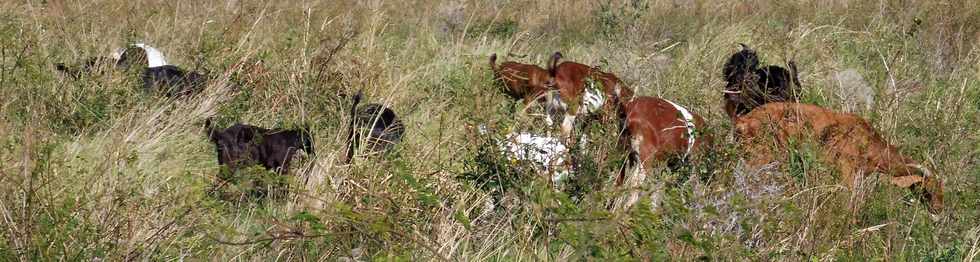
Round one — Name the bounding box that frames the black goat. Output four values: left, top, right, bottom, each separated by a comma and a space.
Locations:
344, 90, 405, 164
143, 65, 208, 97
722, 43, 802, 119
206, 119, 315, 174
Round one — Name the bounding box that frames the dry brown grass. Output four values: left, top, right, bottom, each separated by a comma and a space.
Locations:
0, 0, 977, 260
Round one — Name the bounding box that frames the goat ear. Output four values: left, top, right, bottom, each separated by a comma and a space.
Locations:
889, 175, 924, 188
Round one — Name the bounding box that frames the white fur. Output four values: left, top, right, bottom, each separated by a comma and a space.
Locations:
133, 43, 169, 67
662, 99, 697, 159
498, 131, 592, 187
583, 81, 605, 114
560, 114, 576, 137
501, 132, 569, 184
113, 43, 170, 67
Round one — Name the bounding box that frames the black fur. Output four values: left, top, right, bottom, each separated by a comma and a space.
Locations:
722, 44, 802, 118
55, 56, 126, 79
344, 90, 404, 164
143, 65, 208, 97
206, 120, 315, 174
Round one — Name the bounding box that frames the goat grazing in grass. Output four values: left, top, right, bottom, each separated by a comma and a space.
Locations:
56, 43, 209, 97
734, 102, 943, 214
615, 96, 711, 209
206, 119, 315, 174
543, 52, 710, 209
344, 90, 405, 164
489, 53, 565, 125
546, 52, 634, 137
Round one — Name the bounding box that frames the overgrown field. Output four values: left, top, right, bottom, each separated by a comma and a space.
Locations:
1, 0, 978, 260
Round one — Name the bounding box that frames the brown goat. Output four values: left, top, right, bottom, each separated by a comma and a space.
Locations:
489, 53, 553, 105
734, 102, 943, 214
546, 52, 635, 136
620, 97, 709, 170
616, 96, 710, 208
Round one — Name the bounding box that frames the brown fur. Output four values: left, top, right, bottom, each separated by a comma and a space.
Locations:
547, 52, 635, 118
617, 97, 709, 185
734, 102, 943, 214
489, 53, 552, 105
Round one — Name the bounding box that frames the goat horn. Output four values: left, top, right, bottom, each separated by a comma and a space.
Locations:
738, 43, 750, 50
721, 90, 742, 94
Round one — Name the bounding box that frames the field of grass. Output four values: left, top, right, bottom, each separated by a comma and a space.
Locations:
1, 0, 978, 260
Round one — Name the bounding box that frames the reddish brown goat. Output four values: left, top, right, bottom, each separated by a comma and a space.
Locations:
619, 97, 709, 174
735, 102, 943, 214
546, 52, 635, 136
489, 53, 553, 105
614, 96, 710, 208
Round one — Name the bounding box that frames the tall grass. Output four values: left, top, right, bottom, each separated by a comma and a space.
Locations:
1, 0, 978, 260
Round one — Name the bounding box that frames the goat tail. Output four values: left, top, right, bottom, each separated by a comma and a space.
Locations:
489, 53, 502, 85
489, 53, 499, 72
548, 51, 563, 76
344, 90, 364, 164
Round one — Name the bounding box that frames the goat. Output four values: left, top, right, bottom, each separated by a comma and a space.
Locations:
546, 52, 635, 137
734, 102, 943, 214
206, 119, 315, 174
54, 56, 118, 79
489, 53, 554, 105
722, 44, 802, 119
489, 53, 566, 125
55, 43, 209, 97
344, 90, 405, 164
615, 96, 710, 209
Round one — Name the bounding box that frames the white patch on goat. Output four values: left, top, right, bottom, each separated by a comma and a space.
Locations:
560, 113, 576, 137
502, 132, 569, 184
630, 135, 643, 156
133, 43, 170, 67
500, 131, 592, 187
115, 43, 170, 67
662, 99, 696, 159
530, 90, 566, 127
583, 81, 605, 114
619, 135, 647, 211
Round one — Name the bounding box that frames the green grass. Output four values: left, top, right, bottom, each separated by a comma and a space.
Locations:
1, 0, 978, 260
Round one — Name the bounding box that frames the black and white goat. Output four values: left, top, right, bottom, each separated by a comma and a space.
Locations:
55, 43, 208, 97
